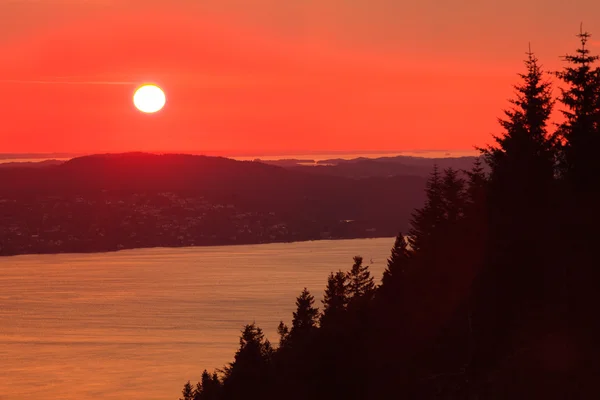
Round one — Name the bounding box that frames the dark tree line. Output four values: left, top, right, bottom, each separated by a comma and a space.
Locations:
180, 29, 600, 399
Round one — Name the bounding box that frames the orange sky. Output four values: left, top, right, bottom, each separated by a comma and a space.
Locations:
0, 1, 599, 155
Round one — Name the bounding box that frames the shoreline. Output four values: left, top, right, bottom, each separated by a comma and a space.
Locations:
0, 234, 396, 259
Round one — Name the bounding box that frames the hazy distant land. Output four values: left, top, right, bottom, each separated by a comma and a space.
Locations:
0, 151, 480, 177
0, 152, 480, 256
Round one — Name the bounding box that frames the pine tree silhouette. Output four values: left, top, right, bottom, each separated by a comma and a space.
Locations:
192, 370, 221, 400
193, 381, 202, 400
553, 27, 600, 391
221, 323, 272, 400
347, 256, 375, 300
482, 45, 555, 196
470, 45, 560, 390
276, 321, 290, 348
408, 164, 444, 253
320, 270, 349, 328
290, 288, 319, 344
464, 158, 487, 211
441, 168, 466, 225
381, 233, 412, 292
555, 25, 600, 192
180, 381, 194, 400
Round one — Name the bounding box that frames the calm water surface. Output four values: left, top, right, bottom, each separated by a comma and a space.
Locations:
0, 238, 393, 400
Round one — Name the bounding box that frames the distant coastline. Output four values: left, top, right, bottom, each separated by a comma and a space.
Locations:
0, 234, 395, 258
0, 152, 481, 257
0, 149, 478, 164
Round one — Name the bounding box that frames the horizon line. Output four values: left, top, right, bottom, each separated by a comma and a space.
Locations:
0, 149, 480, 164
0, 149, 479, 160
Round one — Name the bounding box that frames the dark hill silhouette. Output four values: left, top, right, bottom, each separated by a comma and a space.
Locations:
317, 155, 477, 166
293, 159, 424, 178
258, 155, 482, 178
0, 152, 425, 211
0, 153, 427, 255
254, 158, 316, 167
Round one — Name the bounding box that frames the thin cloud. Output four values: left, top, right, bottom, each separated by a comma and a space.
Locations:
0, 79, 136, 85
3, 0, 114, 3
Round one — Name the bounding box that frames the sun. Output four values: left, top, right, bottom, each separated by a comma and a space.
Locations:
133, 84, 166, 113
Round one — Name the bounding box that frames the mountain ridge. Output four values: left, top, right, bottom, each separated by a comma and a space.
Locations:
0, 152, 432, 256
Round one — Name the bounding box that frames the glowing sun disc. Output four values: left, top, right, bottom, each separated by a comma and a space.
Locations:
133, 84, 166, 113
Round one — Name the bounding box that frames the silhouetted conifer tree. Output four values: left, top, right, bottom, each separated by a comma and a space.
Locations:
464, 158, 487, 211
211, 373, 219, 386
320, 270, 349, 328
193, 381, 203, 400
180, 381, 194, 400
482, 46, 555, 196
193, 372, 222, 400
221, 323, 272, 399
347, 256, 375, 300
408, 165, 444, 253
441, 168, 466, 225
276, 321, 290, 348
460, 158, 488, 269
555, 27, 600, 191
471, 46, 559, 387
553, 30, 600, 378
289, 288, 319, 344
380, 233, 412, 292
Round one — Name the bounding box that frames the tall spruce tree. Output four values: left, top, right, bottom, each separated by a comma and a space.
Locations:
461, 158, 488, 260
481, 45, 555, 198
408, 165, 445, 253
462, 158, 488, 272
194, 382, 203, 400
554, 27, 600, 381
194, 370, 221, 400
320, 271, 349, 328
441, 168, 466, 225
471, 47, 558, 383
555, 27, 600, 191
180, 381, 194, 400
221, 323, 272, 399
347, 256, 376, 300
289, 288, 319, 343
464, 158, 487, 211
380, 233, 412, 292
276, 321, 290, 348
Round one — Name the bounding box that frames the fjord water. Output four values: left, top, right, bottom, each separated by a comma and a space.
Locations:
0, 238, 393, 400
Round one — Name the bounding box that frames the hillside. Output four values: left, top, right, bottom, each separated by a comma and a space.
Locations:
0, 153, 427, 256
258, 154, 481, 178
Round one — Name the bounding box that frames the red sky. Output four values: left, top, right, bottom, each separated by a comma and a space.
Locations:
0, 1, 599, 155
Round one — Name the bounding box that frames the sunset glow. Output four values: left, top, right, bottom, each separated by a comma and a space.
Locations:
0, 1, 598, 155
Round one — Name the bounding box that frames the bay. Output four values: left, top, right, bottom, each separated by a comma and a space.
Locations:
0, 237, 393, 400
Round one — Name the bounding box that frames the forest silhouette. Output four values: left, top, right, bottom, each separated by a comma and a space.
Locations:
179, 29, 600, 399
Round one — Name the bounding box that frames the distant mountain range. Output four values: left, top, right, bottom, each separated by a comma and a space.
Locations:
0, 153, 481, 177
0, 159, 65, 169
0, 153, 77, 160
257, 154, 481, 178
0, 152, 480, 256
